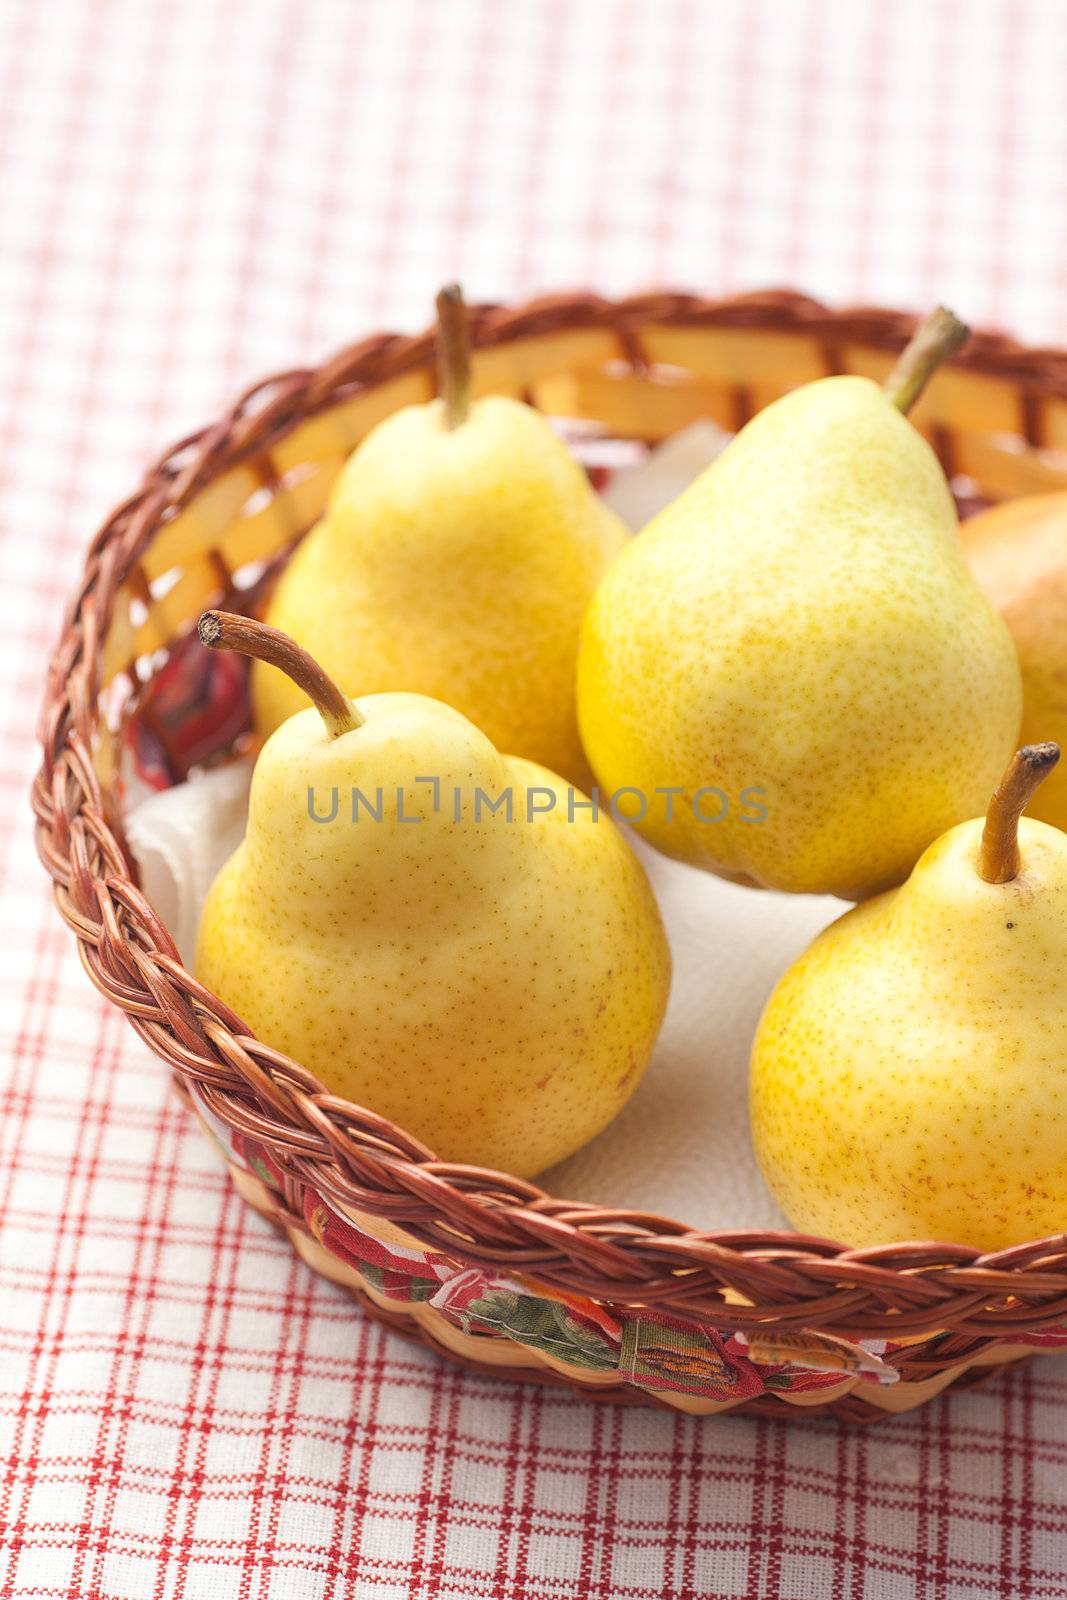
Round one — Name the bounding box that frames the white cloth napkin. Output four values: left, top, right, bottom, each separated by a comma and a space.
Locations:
125, 424, 843, 1231
600, 420, 732, 529
126, 761, 253, 968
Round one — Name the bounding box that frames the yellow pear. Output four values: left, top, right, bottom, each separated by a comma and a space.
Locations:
577, 310, 1022, 898
962, 491, 1067, 830
254, 285, 627, 787
196, 612, 670, 1178
750, 744, 1066, 1250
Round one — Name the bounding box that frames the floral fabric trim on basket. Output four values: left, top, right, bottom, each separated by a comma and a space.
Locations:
190, 1087, 929, 1400
187, 1084, 1067, 1400
190, 1087, 1067, 1402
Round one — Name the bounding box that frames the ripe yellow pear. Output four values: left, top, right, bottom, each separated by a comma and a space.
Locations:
962, 491, 1067, 831
254, 286, 627, 787
196, 613, 670, 1178
577, 310, 1023, 898
751, 744, 1067, 1250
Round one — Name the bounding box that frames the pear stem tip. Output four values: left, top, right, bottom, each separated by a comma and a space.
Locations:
196, 609, 361, 739
435, 281, 471, 429
198, 610, 223, 648
883, 306, 970, 415
1020, 741, 1061, 770
978, 743, 1060, 884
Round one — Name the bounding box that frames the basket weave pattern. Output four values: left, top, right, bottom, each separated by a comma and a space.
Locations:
32, 291, 1067, 1422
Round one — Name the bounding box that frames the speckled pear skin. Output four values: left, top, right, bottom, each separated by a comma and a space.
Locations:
195, 693, 671, 1178
577, 376, 1023, 898
750, 816, 1067, 1250
253, 396, 627, 788
962, 492, 1067, 831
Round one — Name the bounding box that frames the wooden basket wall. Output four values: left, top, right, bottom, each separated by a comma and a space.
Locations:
32, 290, 1067, 1424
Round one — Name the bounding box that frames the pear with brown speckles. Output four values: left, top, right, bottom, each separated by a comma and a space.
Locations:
750, 744, 1067, 1250
577, 309, 1023, 897
962, 490, 1067, 832
253, 285, 627, 788
194, 613, 670, 1179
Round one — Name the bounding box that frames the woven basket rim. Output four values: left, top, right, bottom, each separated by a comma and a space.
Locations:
32, 286, 1067, 1346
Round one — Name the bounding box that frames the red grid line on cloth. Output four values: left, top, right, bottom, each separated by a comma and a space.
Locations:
4, 1, 1067, 1597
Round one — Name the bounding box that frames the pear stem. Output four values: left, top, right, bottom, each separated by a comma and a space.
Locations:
978, 743, 1060, 884
882, 306, 970, 415
198, 611, 362, 739
435, 282, 471, 429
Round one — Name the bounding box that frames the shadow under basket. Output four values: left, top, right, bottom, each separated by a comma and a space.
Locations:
33, 289, 1067, 1424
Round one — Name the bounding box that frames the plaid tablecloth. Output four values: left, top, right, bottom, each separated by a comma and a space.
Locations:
3, 1, 1067, 1596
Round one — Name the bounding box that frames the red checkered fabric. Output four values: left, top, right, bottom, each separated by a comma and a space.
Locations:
3, 1, 1067, 1595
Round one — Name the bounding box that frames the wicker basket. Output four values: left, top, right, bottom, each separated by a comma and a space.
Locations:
33, 290, 1067, 1425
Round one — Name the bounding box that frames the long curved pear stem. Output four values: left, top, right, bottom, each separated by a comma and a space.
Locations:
883, 306, 970, 415
978, 743, 1060, 884
436, 282, 471, 429
198, 611, 362, 738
